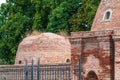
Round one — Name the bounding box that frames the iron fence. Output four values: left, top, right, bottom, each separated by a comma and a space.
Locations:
0, 59, 82, 80
0, 65, 24, 80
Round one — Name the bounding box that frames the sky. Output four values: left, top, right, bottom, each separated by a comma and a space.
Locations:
0, 0, 6, 6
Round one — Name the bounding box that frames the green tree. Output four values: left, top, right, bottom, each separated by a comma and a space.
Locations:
32, 0, 66, 31
69, 0, 100, 32
47, 0, 80, 33
0, 0, 100, 64
0, 0, 32, 64
0, 0, 66, 64
0, 13, 29, 64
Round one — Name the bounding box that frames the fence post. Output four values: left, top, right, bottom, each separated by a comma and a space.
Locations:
78, 58, 82, 80
25, 60, 28, 80
31, 59, 34, 80
37, 59, 40, 80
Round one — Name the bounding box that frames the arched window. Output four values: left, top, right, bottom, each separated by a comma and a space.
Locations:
105, 11, 110, 20
103, 9, 112, 21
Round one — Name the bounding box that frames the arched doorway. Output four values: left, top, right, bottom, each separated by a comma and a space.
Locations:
86, 71, 98, 80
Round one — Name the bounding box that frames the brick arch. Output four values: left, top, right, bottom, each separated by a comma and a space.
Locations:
86, 71, 98, 80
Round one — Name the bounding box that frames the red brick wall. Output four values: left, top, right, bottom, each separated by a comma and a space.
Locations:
15, 33, 71, 65
71, 30, 113, 38
70, 0, 120, 79
69, 38, 82, 66
91, 0, 120, 31
114, 37, 120, 79
70, 31, 113, 80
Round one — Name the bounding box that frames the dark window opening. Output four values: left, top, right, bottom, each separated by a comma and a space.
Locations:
19, 60, 22, 64
104, 11, 110, 20
66, 59, 70, 63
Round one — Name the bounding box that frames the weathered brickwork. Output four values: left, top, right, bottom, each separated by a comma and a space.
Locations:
15, 31, 120, 79
70, 31, 112, 80
91, 0, 120, 31
15, 33, 71, 64
70, 29, 120, 80
69, 0, 120, 79
14, 0, 120, 80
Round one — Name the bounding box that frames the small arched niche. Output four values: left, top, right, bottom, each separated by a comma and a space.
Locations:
103, 9, 112, 21
86, 71, 98, 80
19, 60, 22, 64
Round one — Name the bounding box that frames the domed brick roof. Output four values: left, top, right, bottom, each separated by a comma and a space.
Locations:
15, 33, 71, 64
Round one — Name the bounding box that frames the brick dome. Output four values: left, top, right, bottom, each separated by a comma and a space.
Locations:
15, 33, 71, 64
91, 0, 120, 31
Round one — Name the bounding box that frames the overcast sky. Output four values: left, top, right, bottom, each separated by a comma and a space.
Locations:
0, 0, 6, 6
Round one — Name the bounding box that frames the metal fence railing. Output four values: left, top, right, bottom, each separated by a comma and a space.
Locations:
0, 65, 24, 80
24, 60, 71, 80
0, 59, 82, 80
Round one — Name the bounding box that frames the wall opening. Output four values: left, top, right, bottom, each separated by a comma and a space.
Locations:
103, 9, 112, 21
86, 71, 98, 80
105, 11, 110, 20
19, 60, 22, 64
66, 59, 70, 63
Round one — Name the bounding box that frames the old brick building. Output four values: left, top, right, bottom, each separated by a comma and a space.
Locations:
70, 0, 120, 80
15, 0, 120, 80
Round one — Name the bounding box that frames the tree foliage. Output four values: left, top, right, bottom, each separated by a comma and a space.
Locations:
0, 0, 100, 64
0, 0, 32, 64
69, 0, 100, 32
47, 0, 80, 33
